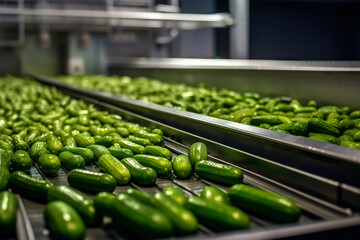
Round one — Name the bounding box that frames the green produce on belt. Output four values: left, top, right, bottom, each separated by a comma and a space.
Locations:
57, 75, 360, 151
0, 191, 18, 235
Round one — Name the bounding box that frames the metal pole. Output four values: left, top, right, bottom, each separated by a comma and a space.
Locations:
230, 0, 249, 59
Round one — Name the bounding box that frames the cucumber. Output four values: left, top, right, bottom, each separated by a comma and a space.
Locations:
47, 185, 97, 225
339, 135, 354, 142
188, 142, 207, 168
115, 127, 129, 137
0, 191, 18, 235
38, 154, 61, 175
61, 147, 94, 164
93, 192, 116, 219
12, 134, 29, 151
307, 132, 340, 145
154, 192, 198, 235
67, 169, 116, 193
24, 130, 40, 146
152, 128, 163, 135
0, 149, 13, 170
108, 143, 133, 159
249, 116, 282, 126
117, 138, 145, 154
121, 157, 157, 187
162, 186, 187, 206
133, 154, 172, 175
308, 118, 340, 137
29, 141, 50, 161
125, 189, 159, 208
110, 193, 173, 238
308, 135, 331, 143
292, 121, 308, 136
44, 201, 85, 240
58, 151, 85, 171
127, 135, 152, 147
0, 167, 10, 191
134, 129, 163, 145
86, 144, 110, 160
145, 145, 172, 160
10, 150, 33, 172
62, 136, 77, 148
350, 110, 360, 119
98, 154, 131, 185
172, 155, 192, 179
9, 171, 54, 202
269, 123, 294, 132
185, 196, 250, 231
227, 184, 301, 222
200, 186, 230, 205
195, 160, 243, 186
73, 134, 95, 147
47, 135, 63, 155
94, 136, 114, 147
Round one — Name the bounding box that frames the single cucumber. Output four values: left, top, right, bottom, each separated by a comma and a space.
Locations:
93, 192, 116, 219
125, 188, 159, 208
110, 193, 173, 238
134, 129, 163, 145
11, 150, 33, 172
121, 158, 157, 187
195, 160, 243, 186
200, 186, 231, 205
47, 135, 63, 155
308, 118, 340, 137
227, 184, 301, 222
47, 185, 97, 225
307, 132, 340, 145
127, 135, 152, 147
292, 121, 308, 136
185, 196, 250, 231
154, 192, 198, 235
162, 186, 187, 206
0, 140, 13, 152
9, 171, 54, 202
58, 151, 85, 171
108, 143, 133, 159
152, 128, 163, 135
44, 201, 85, 240
38, 154, 61, 175
67, 169, 116, 193
172, 155, 192, 179
61, 147, 94, 164
86, 144, 111, 160
0, 149, 13, 170
0, 191, 18, 235
339, 135, 354, 142
188, 142, 207, 168
98, 154, 130, 185
29, 141, 50, 161
145, 145, 172, 160
62, 136, 77, 148
73, 134, 95, 147
250, 116, 282, 126
117, 138, 145, 154
133, 154, 172, 175
12, 134, 29, 151
94, 136, 114, 148
0, 167, 10, 191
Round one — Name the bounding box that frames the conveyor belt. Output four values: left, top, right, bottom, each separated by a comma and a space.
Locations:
26, 73, 360, 211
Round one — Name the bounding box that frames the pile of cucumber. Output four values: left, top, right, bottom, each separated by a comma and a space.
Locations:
0, 76, 302, 239
58, 75, 360, 151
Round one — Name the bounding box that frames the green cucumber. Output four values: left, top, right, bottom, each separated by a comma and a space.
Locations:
12, 134, 29, 151
307, 133, 340, 145
172, 155, 192, 179
0, 149, 13, 170
9, 171, 54, 202
115, 127, 129, 137
47, 135, 63, 155
29, 141, 50, 161
125, 189, 158, 208
250, 116, 282, 126
127, 135, 152, 147
62, 136, 77, 148
117, 138, 145, 154
292, 121, 308, 136
0, 191, 18, 235
195, 160, 243, 186
145, 145, 172, 160
93, 192, 116, 218
227, 184, 301, 222
58, 151, 85, 171
86, 144, 110, 160
308, 118, 340, 137
185, 196, 250, 231
152, 128, 163, 135
11, 150, 33, 172
162, 186, 187, 206
94, 136, 114, 147
350, 110, 360, 119
44, 201, 85, 240
61, 147, 94, 164
110, 193, 173, 238
339, 135, 354, 142
133, 154, 172, 175
200, 186, 230, 205
67, 169, 116, 193
38, 154, 61, 175
108, 143, 133, 159
154, 192, 198, 235
98, 154, 130, 185
121, 157, 157, 187
73, 134, 95, 147
47, 185, 97, 225
0, 167, 10, 191
188, 142, 207, 167
134, 129, 163, 145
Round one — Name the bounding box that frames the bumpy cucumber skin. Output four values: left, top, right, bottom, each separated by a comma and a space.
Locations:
154, 192, 198, 235
94, 136, 114, 147
162, 186, 187, 206
68, 169, 117, 193
11, 150, 33, 172
98, 154, 130, 185
308, 118, 340, 137
108, 144, 133, 159
58, 151, 85, 171
110, 193, 173, 239
117, 139, 145, 154
47, 135, 63, 155
29, 141, 50, 161
0, 167, 10, 191
134, 129, 163, 145
38, 154, 61, 175
133, 154, 172, 175
121, 158, 157, 187
0, 149, 13, 170
74, 134, 95, 147
227, 184, 301, 223
86, 144, 111, 160
127, 135, 152, 147
185, 196, 250, 231
145, 145, 172, 160
200, 186, 231, 205
61, 147, 94, 164
44, 201, 85, 240
0, 191, 18, 235
188, 142, 207, 168
9, 171, 54, 202
47, 185, 97, 225
195, 160, 243, 186
172, 155, 192, 179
